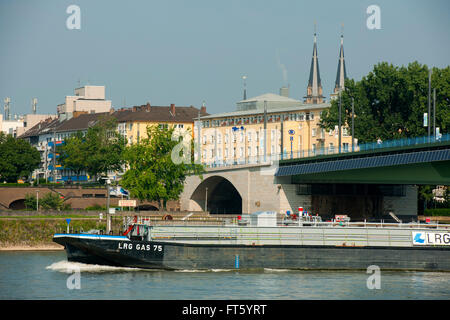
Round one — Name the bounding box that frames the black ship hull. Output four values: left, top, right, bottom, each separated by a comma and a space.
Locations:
53, 233, 450, 271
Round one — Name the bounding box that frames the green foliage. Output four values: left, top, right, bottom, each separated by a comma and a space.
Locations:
424, 208, 450, 217
121, 125, 204, 209
24, 193, 37, 210
320, 62, 450, 143
56, 117, 127, 181
0, 132, 40, 182
33, 192, 72, 211
57, 131, 87, 179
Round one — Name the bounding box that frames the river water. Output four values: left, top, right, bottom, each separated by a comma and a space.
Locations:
0, 251, 449, 300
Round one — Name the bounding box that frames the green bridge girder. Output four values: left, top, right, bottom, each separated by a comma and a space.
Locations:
290, 160, 450, 185
278, 140, 450, 185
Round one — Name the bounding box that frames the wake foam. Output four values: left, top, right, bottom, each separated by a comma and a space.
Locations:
46, 260, 144, 273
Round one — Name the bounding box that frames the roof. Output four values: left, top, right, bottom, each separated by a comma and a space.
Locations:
56, 112, 111, 133
18, 117, 61, 138
113, 104, 208, 123
237, 93, 300, 104
200, 103, 331, 120
19, 104, 209, 138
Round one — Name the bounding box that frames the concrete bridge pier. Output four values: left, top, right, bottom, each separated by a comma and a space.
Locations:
180, 163, 314, 215
180, 163, 418, 221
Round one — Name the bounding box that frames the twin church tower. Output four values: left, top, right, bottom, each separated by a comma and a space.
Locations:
304, 26, 347, 104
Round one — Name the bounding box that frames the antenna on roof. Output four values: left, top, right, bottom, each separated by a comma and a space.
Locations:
242, 75, 247, 100
32, 98, 37, 114
4, 97, 11, 120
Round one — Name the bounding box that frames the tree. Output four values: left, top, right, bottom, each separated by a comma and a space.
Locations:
320, 62, 450, 144
0, 132, 40, 182
40, 192, 70, 210
57, 131, 87, 182
121, 124, 204, 210
84, 117, 127, 181
56, 117, 127, 182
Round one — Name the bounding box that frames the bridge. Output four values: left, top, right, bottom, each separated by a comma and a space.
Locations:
0, 185, 177, 211
180, 134, 450, 220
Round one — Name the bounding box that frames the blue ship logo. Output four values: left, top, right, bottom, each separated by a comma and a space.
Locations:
414, 233, 425, 243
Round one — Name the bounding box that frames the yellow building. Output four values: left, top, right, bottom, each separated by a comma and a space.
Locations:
198, 91, 353, 166
115, 103, 208, 145
198, 29, 353, 166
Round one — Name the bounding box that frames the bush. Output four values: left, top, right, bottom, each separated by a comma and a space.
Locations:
85, 204, 105, 211
424, 208, 450, 216
24, 193, 37, 210
40, 192, 71, 211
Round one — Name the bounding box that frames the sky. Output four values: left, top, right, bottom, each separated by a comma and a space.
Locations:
0, 0, 449, 117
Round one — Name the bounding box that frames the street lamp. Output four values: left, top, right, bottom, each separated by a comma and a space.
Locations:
106, 178, 111, 234
351, 97, 355, 152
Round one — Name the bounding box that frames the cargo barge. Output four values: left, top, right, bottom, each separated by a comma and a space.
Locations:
53, 212, 450, 271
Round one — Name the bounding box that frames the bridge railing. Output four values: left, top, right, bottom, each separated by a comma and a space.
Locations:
202, 133, 449, 169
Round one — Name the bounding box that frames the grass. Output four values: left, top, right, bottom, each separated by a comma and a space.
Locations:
0, 217, 123, 247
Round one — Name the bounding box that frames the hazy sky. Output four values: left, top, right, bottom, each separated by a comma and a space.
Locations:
0, 0, 449, 116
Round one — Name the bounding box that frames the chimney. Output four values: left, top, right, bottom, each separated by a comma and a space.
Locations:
280, 86, 289, 97
170, 104, 175, 116
200, 101, 206, 114
132, 106, 137, 112
146, 102, 151, 111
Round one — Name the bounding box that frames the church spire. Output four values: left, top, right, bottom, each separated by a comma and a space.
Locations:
331, 25, 348, 100
304, 23, 324, 104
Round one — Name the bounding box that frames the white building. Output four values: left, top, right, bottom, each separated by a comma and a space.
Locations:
57, 85, 112, 119
0, 113, 24, 137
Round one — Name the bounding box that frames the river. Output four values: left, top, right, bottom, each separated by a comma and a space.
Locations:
0, 251, 449, 300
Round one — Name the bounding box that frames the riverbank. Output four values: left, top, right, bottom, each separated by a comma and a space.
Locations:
0, 244, 64, 251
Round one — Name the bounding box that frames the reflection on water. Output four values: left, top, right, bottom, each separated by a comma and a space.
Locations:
0, 251, 449, 300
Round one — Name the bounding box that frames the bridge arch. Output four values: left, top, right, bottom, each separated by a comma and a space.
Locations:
8, 198, 26, 210
190, 176, 242, 214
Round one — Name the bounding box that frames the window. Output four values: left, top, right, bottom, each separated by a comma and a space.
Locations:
312, 128, 316, 137
343, 127, 349, 137
248, 146, 251, 156
217, 133, 222, 144
239, 147, 243, 158
225, 133, 229, 144
343, 143, 349, 152
329, 143, 334, 153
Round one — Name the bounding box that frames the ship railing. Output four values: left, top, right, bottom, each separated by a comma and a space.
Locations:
277, 219, 448, 230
